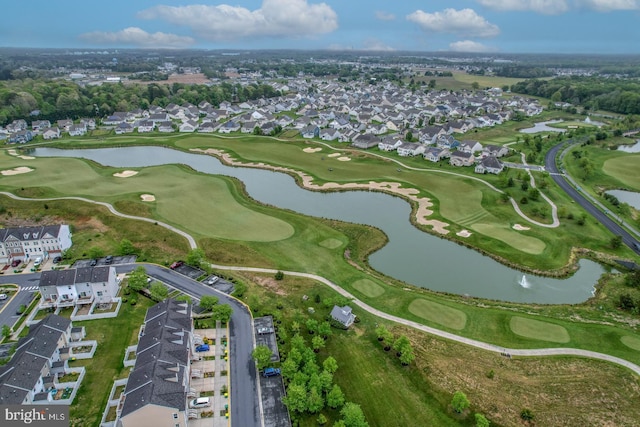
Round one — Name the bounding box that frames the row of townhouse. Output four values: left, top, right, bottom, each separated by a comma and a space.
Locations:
0, 314, 86, 405
38, 265, 119, 309
0, 225, 72, 264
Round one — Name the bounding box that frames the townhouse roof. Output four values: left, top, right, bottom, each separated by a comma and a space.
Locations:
39, 266, 112, 288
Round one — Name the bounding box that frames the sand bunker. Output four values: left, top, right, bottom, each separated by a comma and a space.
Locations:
303, 147, 322, 153
18, 156, 35, 160
190, 148, 452, 234
113, 170, 138, 178
512, 224, 531, 231
337, 157, 351, 162
457, 230, 472, 238
6, 149, 34, 160
7, 149, 18, 156
140, 194, 156, 202
328, 153, 342, 158
1, 166, 33, 176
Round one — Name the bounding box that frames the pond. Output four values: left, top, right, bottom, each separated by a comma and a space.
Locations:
33, 147, 604, 304
605, 189, 640, 210
617, 140, 640, 153
519, 120, 566, 134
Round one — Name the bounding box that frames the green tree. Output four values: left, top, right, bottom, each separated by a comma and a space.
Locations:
340, 402, 368, 427
323, 356, 338, 374
1, 325, 11, 340
326, 384, 345, 409
306, 318, 319, 335
211, 304, 233, 323
520, 408, 534, 421
307, 387, 325, 413
319, 370, 333, 393
406, 131, 414, 142
282, 383, 308, 414
627, 270, 640, 288
186, 248, 206, 268
280, 358, 298, 380
317, 413, 328, 425
393, 335, 411, 355
87, 247, 104, 260
528, 188, 540, 201
610, 235, 623, 249
252, 345, 273, 371
521, 181, 529, 191
374, 325, 393, 344
472, 81, 480, 90
451, 391, 470, 413
199, 295, 219, 312
149, 282, 168, 302
118, 238, 137, 255
317, 321, 332, 339
399, 347, 415, 365
475, 413, 490, 427
127, 266, 147, 292
275, 270, 284, 280
312, 335, 326, 352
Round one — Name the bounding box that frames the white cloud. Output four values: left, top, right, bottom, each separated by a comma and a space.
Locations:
477, 0, 570, 14
375, 11, 396, 21
79, 27, 194, 48
449, 40, 497, 52
580, 0, 640, 11
477, 0, 640, 13
362, 39, 396, 51
138, 0, 338, 41
406, 8, 500, 38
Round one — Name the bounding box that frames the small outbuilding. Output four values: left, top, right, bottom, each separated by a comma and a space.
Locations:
330, 305, 356, 329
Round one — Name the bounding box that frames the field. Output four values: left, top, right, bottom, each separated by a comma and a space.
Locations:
602, 155, 640, 190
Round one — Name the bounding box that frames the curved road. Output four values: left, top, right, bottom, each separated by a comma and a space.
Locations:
545, 142, 640, 255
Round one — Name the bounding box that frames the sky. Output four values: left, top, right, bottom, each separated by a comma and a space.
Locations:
1, 0, 639, 54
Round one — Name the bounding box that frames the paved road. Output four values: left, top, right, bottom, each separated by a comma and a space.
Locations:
0, 273, 41, 330
545, 141, 640, 255
211, 263, 640, 376
117, 264, 261, 427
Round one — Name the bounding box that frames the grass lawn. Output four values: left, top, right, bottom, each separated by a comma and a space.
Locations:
620, 335, 640, 351
471, 223, 547, 255
509, 316, 570, 343
407, 299, 467, 330
351, 279, 385, 298
602, 155, 640, 191
68, 295, 155, 427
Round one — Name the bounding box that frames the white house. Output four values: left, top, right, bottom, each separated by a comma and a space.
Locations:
397, 142, 425, 157
458, 140, 483, 154
42, 127, 61, 140
475, 156, 504, 174
320, 128, 341, 141
38, 266, 119, 309
450, 151, 475, 167
423, 147, 450, 162
0, 225, 72, 264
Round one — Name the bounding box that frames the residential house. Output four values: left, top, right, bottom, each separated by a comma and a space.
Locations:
116, 299, 193, 427
481, 144, 509, 158
0, 224, 72, 264
6, 119, 27, 133
149, 113, 170, 125
320, 128, 341, 141
378, 136, 403, 152
79, 118, 96, 130
436, 134, 459, 150
475, 156, 504, 174
397, 142, 426, 157
241, 121, 257, 134
179, 120, 198, 133
42, 127, 61, 140
8, 130, 33, 144
330, 305, 356, 329
115, 122, 134, 135
38, 266, 118, 309
136, 120, 155, 133
218, 120, 240, 134
351, 133, 380, 149
31, 120, 51, 133
423, 147, 451, 162
57, 119, 73, 132
103, 115, 124, 126
68, 124, 87, 137
300, 125, 320, 139
450, 151, 475, 167
260, 121, 276, 135
458, 140, 483, 154
0, 314, 84, 405
157, 121, 174, 133
197, 122, 217, 133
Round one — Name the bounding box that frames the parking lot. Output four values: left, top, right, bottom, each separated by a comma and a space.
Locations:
172, 263, 206, 280
254, 316, 289, 427
202, 274, 235, 295
72, 255, 137, 268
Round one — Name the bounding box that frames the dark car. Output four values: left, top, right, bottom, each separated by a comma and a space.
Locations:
170, 260, 184, 270
52, 256, 62, 264
104, 255, 114, 264
90, 259, 98, 266
11, 259, 21, 267
263, 367, 281, 377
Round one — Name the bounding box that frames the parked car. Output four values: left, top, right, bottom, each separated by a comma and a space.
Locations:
257, 327, 274, 334
205, 276, 219, 285
170, 260, 184, 270
195, 344, 210, 352
104, 255, 113, 264
0, 294, 7, 301
90, 258, 98, 266
189, 397, 211, 408
33, 257, 42, 266
263, 367, 281, 377
52, 256, 62, 264
10, 259, 21, 267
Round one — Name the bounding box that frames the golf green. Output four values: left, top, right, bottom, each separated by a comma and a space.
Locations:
351, 279, 385, 298
408, 299, 467, 330
319, 238, 344, 249
510, 316, 570, 343
620, 335, 640, 351
472, 223, 546, 254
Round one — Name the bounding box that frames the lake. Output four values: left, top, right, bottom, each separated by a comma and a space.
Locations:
519, 120, 566, 134
33, 146, 604, 304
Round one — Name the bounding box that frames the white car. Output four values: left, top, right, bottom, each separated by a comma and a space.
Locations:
189, 397, 211, 408
0, 294, 7, 300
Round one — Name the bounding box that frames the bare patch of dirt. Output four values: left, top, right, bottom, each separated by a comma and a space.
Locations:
75, 217, 110, 233
251, 275, 288, 296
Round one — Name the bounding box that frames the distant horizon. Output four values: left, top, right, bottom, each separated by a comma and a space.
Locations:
2, 1, 640, 54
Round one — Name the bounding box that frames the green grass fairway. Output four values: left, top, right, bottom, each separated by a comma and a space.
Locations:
620, 335, 640, 351
352, 279, 385, 298
603, 156, 640, 191
319, 238, 343, 249
408, 299, 467, 330
472, 223, 546, 254
510, 316, 570, 343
